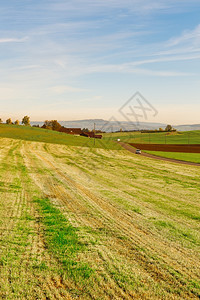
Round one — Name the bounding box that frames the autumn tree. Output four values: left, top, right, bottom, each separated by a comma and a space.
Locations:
51, 120, 61, 131
22, 116, 30, 126
42, 120, 61, 131
15, 120, 20, 125
0, 118, 3, 124
6, 118, 12, 125
165, 124, 172, 132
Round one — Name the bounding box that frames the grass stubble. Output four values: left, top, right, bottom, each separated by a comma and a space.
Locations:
0, 137, 200, 299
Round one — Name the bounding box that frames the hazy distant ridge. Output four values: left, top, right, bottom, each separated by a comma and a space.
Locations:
31, 119, 200, 132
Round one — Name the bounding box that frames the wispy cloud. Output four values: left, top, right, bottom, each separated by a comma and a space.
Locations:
0, 37, 28, 43
49, 0, 199, 15
50, 85, 90, 94
128, 54, 200, 67
16, 65, 41, 70
167, 24, 200, 47
75, 63, 194, 77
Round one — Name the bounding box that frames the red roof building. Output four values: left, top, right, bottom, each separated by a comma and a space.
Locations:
59, 127, 82, 135
80, 132, 102, 139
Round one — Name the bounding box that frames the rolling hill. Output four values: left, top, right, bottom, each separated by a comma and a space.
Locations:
30, 119, 200, 132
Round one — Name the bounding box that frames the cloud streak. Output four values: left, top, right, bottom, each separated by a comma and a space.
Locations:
49, 0, 200, 15
0, 36, 28, 43
50, 85, 90, 94
167, 24, 200, 47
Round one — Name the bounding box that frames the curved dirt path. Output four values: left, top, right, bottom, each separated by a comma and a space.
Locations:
118, 142, 200, 167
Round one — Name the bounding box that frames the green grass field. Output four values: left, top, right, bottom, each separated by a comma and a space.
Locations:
103, 131, 200, 163
0, 126, 200, 298
0, 124, 120, 150
145, 151, 200, 163
103, 130, 200, 144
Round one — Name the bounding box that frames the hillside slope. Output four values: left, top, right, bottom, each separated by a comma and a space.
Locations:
0, 136, 200, 298
0, 124, 120, 149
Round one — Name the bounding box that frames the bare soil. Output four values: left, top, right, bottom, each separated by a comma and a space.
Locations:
119, 142, 200, 166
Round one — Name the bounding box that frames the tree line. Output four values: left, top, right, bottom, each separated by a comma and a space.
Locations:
1, 117, 64, 131
0, 116, 30, 126
1, 117, 64, 132
1, 117, 173, 133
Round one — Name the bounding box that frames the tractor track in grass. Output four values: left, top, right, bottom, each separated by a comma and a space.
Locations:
119, 142, 200, 166
0, 133, 199, 299
22, 141, 200, 299
1, 138, 199, 298
23, 144, 133, 300
0, 139, 72, 299
18, 142, 72, 300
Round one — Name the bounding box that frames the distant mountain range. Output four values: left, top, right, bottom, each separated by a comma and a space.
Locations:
31, 119, 200, 132
173, 124, 200, 131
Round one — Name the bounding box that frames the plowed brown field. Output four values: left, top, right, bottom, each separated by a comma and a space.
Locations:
129, 143, 200, 153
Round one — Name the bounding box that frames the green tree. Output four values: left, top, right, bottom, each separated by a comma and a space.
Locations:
22, 116, 30, 126
82, 128, 89, 133
6, 118, 12, 125
15, 120, 20, 125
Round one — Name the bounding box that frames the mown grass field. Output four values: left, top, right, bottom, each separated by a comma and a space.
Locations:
103, 130, 200, 145
0, 128, 200, 299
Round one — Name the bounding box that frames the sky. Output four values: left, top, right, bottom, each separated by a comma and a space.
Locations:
0, 0, 200, 125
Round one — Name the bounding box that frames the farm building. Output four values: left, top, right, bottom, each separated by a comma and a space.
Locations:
59, 127, 82, 135
80, 132, 102, 139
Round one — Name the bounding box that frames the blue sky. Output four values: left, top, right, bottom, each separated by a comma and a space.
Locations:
0, 0, 200, 124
